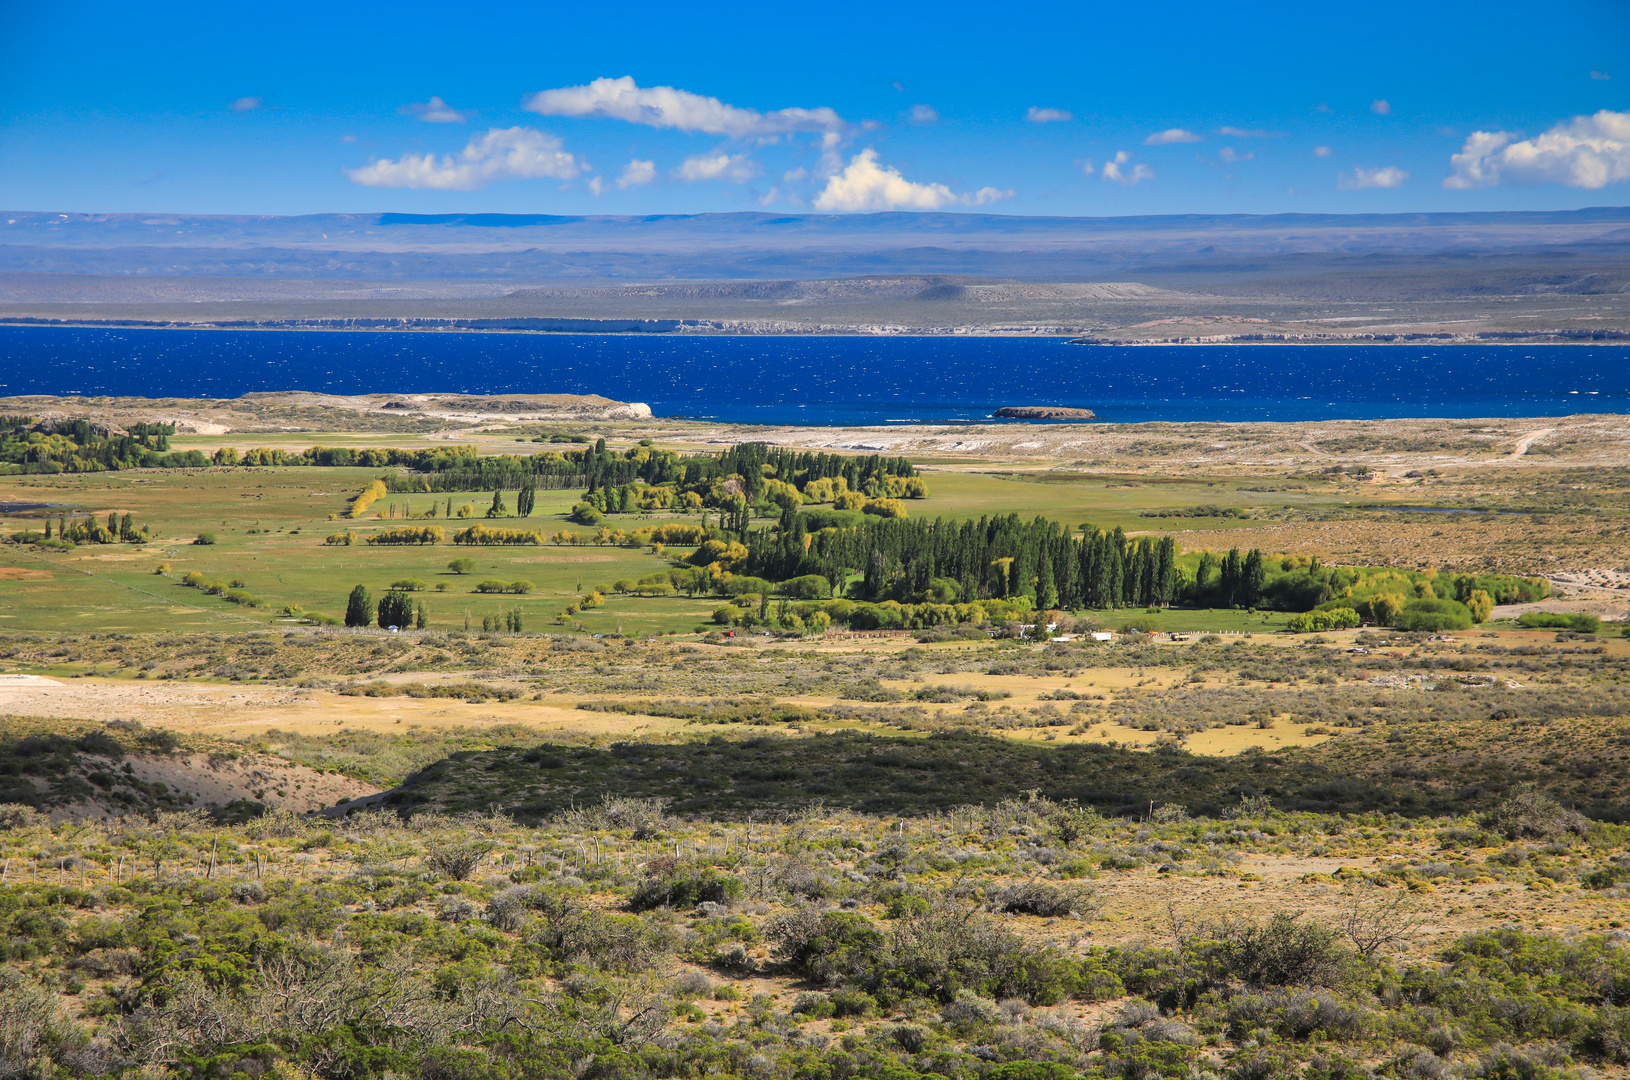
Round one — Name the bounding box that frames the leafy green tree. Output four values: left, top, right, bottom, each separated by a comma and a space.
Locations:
486, 489, 509, 518
517, 482, 536, 517
447, 557, 477, 575
415, 602, 428, 630
1242, 549, 1267, 607
344, 585, 373, 627
377, 589, 414, 629
1036, 554, 1059, 610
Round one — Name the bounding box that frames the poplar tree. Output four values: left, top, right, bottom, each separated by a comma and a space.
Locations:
344, 585, 373, 627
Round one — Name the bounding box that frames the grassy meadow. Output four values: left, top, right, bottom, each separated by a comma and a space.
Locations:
0, 442, 1369, 636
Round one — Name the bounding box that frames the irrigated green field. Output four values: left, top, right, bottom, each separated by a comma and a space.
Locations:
0, 440, 1352, 635
0, 465, 719, 633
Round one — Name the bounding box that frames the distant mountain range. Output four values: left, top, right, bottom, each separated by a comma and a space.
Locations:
4, 207, 1630, 280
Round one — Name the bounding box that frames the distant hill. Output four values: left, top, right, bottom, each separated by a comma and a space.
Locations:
3, 207, 1630, 280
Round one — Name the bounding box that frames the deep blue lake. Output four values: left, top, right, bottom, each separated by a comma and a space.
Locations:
1, 326, 1626, 426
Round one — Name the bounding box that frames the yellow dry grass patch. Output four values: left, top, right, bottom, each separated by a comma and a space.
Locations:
0, 567, 52, 580
0, 678, 696, 742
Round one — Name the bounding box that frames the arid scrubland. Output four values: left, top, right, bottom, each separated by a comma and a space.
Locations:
0, 399, 1628, 1080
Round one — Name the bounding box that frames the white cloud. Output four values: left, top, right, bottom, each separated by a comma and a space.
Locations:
1145, 128, 1202, 145
1027, 106, 1072, 123
346, 127, 583, 190
812, 149, 1010, 211
1316, 102, 1334, 114
1218, 147, 1254, 163
1218, 126, 1278, 138
674, 152, 757, 183
909, 104, 939, 124
813, 131, 848, 179
1338, 165, 1408, 189
1371, 99, 1392, 115
1313, 145, 1332, 158
759, 186, 803, 207
229, 96, 261, 113
523, 75, 847, 137
783, 167, 808, 182
617, 159, 656, 189
1102, 150, 1154, 185
587, 176, 606, 196
1591, 71, 1612, 80
1444, 110, 1630, 190
401, 96, 468, 123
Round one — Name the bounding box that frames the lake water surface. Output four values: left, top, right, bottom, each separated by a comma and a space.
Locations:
1, 327, 1626, 426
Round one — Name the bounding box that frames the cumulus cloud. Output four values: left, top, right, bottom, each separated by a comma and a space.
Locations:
229, 96, 261, 112
1371, 99, 1392, 115
401, 96, 468, 123
1027, 106, 1072, 123
587, 176, 606, 196
1218, 147, 1254, 163
1338, 165, 1408, 189
1101, 150, 1154, 185
1145, 128, 1202, 145
524, 76, 847, 137
1313, 145, 1332, 158
617, 159, 656, 189
1218, 126, 1278, 138
1444, 110, 1630, 189
674, 152, 757, 183
346, 127, 582, 190
909, 104, 939, 124
812, 149, 1010, 211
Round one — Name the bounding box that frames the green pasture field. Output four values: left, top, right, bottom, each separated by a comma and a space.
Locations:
0, 466, 713, 634
909, 469, 1345, 532
0, 444, 1374, 637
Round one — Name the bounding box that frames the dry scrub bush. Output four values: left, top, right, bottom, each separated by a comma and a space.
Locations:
1482, 787, 1591, 841
993, 880, 1098, 918
424, 839, 489, 881
555, 794, 670, 839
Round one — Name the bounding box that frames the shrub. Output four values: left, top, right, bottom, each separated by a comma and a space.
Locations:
475, 580, 511, 594
1397, 598, 1473, 632
390, 578, 428, 591
1202, 912, 1354, 989
1517, 611, 1601, 633
778, 574, 831, 599
1288, 608, 1361, 633
1481, 788, 1591, 840
994, 880, 1096, 917
629, 868, 743, 911
192, 532, 217, 545
424, 839, 489, 880
570, 502, 604, 526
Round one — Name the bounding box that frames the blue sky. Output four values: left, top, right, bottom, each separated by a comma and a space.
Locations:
2, 0, 1627, 217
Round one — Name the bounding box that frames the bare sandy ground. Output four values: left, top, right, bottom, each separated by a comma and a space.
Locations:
0, 664, 1336, 757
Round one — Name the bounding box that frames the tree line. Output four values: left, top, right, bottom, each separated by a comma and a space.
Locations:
741, 512, 1195, 609
0, 418, 199, 473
